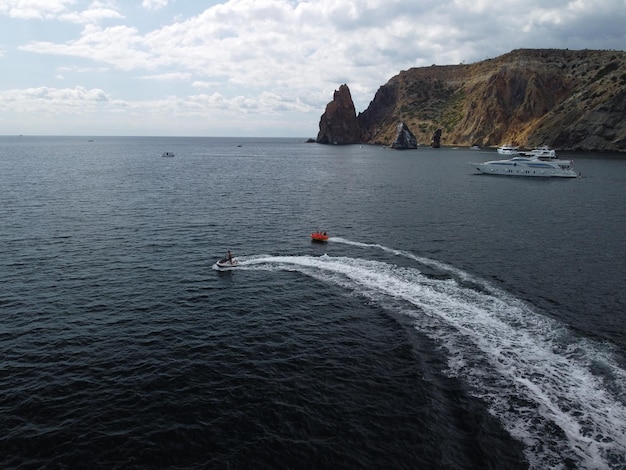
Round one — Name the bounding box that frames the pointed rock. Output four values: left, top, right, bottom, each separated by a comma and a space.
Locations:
391, 122, 418, 149
317, 84, 361, 144
431, 128, 442, 148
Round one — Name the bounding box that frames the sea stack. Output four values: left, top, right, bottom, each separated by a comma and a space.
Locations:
391, 122, 418, 149
431, 128, 442, 148
316, 84, 361, 145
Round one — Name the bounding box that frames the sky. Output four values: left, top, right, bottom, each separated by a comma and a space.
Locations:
0, 0, 624, 137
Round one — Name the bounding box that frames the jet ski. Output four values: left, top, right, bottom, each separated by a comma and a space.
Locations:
216, 258, 238, 268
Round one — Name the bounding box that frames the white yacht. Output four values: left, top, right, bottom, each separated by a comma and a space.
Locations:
497, 144, 519, 155
471, 153, 577, 178
520, 145, 556, 158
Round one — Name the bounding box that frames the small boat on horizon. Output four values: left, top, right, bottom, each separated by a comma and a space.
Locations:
497, 144, 519, 155
519, 145, 557, 158
162, 152, 175, 157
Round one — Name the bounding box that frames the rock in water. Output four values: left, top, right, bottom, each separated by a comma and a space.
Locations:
391, 122, 418, 149
431, 128, 442, 148
316, 84, 361, 145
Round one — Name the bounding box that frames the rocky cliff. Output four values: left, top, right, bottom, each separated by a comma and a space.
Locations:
318, 49, 626, 151
316, 84, 361, 144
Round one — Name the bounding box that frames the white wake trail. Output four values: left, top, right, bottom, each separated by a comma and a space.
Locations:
234, 247, 626, 469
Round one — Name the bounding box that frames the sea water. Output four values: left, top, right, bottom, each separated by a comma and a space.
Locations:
1, 136, 625, 468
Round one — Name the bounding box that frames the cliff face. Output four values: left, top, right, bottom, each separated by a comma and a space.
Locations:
319, 49, 626, 151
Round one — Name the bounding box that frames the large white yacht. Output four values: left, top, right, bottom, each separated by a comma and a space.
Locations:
471, 151, 578, 178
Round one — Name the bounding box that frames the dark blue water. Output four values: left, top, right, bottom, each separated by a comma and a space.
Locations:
1, 136, 625, 469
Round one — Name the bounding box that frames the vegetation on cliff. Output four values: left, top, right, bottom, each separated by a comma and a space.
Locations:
318, 49, 626, 151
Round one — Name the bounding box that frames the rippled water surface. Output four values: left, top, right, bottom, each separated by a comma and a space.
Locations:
1, 137, 625, 469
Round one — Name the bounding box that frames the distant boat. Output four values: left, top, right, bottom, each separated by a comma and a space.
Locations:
469, 145, 480, 150
497, 144, 519, 155
161, 152, 175, 157
520, 145, 557, 158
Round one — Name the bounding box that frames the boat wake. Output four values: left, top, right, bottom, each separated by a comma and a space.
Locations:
230, 240, 626, 469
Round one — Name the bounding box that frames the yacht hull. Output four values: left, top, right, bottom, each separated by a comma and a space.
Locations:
472, 162, 577, 178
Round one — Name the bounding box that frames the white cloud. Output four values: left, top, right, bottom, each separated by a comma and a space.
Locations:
191, 81, 218, 89
59, 1, 124, 24
139, 72, 192, 81
57, 64, 110, 73
0, 0, 122, 23
1, 0, 625, 136
142, 0, 168, 10
0, 0, 74, 20
0, 86, 109, 114
0, 84, 313, 120
20, 24, 154, 71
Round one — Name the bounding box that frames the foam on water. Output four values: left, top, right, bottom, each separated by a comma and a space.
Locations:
235, 244, 626, 469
